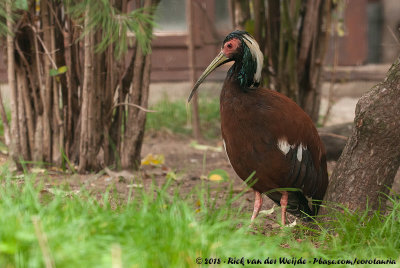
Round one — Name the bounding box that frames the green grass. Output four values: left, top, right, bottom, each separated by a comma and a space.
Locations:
0, 165, 399, 267
146, 95, 221, 139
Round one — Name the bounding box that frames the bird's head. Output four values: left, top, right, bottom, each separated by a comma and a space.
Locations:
188, 31, 264, 102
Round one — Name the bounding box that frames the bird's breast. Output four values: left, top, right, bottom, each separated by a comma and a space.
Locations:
220, 91, 286, 191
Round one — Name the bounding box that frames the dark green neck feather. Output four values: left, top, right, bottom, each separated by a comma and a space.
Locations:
228, 44, 258, 89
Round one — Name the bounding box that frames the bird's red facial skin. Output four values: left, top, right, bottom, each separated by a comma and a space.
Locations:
222, 38, 240, 58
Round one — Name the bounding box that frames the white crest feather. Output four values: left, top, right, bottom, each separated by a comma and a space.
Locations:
242, 34, 264, 84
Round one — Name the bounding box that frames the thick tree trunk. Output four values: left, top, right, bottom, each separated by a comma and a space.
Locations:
322, 58, 400, 213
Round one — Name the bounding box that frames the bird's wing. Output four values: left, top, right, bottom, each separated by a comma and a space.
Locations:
281, 143, 319, 198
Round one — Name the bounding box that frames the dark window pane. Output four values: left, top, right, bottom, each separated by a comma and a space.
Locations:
154, 0, 187, 32
215, 0, 232, 29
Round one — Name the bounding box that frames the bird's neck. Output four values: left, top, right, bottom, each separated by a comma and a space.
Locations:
228, 47, 260, 90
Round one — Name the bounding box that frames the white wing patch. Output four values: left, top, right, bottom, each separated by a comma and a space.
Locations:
242, 34, 263, 84
297, 144, 307, 162
277, 138, 292, 155
297, 145, 302, 162
278, 139, 307, 162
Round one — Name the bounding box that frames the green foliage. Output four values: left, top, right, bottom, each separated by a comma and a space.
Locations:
0, 168, 399, 267
0, 0, 10, 37
316, 198, 400, 257
14, 0, 28, 10
65, 0, 156, 57
0, 0, 30, 37
1, 0, 156, 56
146, 95, 221, 139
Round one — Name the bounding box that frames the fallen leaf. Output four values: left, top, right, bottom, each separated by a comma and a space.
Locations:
141, 153, 165, 166
166, 171, 178, 180
127, 184, 143, 188
195, 200, 201, 213
49, 166, 64, 172
287, 220, 297, 227
190, 141, 222, 152
259, 205, 276, 216
209, 174, 223, 181
207, 169, 229, 182
45, 188, 80, 196
31, 167, 46, 174
104, 167, 134, 179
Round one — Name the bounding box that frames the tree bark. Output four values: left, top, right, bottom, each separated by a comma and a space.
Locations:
322, 58, 400, 213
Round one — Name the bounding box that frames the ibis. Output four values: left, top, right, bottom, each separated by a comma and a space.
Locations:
188, 31, 329, 225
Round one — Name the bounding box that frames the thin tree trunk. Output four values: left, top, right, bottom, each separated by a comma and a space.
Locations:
187, 0, 202, 140
0, 87, 11, 147
322, 58, 400, 214
6, 1, 22, 168
121, 0, 158, 170
17, 51, 35, 157
78, 13, 95, 172
253, 0, 265, 52
232, 0, 250, 30
16, 67, 30, 160
41, 0, 53, 162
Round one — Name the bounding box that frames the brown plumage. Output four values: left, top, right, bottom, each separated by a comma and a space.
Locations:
188, 31, 328, 224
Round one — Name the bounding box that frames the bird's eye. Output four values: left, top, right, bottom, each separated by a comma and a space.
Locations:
227, 43, 232, 49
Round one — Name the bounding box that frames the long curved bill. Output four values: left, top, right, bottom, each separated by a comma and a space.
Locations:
187, 51, 230, 102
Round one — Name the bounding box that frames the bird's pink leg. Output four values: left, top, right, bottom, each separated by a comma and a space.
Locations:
251, 190, 263, 221
280, 191, 288, 225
